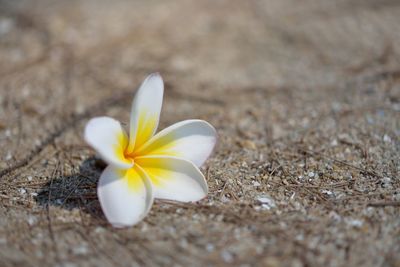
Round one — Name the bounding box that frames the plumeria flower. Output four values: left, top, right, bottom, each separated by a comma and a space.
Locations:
84, 73, 217, 227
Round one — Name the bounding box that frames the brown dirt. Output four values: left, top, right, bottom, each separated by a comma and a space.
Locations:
0, 0, 399, 266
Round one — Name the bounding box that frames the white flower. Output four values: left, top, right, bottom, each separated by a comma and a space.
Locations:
84, 73, 217, 227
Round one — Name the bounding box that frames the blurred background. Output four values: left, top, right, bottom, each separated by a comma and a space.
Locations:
0, 0, 399, 266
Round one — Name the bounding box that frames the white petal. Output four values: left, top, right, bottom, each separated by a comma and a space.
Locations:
127, 73, 164, 153
135, 156, 208, 202
84, 117, 133, 169
97, 165, 153, 227
136, 120, 217, 167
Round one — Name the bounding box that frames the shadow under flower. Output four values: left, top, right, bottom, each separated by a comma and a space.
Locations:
34, 156, 107, 220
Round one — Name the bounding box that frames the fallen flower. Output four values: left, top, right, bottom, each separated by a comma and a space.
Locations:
84, 73, 217, 227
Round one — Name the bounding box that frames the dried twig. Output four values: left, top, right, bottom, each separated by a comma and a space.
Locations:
367, 201, 400, 207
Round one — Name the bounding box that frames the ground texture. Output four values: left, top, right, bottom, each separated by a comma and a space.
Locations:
0, 0, 399, 266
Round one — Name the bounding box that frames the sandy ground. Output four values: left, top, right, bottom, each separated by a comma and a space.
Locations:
0, 0, 399, 266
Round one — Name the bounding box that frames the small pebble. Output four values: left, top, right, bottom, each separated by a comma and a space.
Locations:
346, 218, 363, 228
179, 238, 188, 247
221, 195, 230, 203
383, 134, 392, 143
176, 208, 183, 214
295, 234, 304, 241
206, 243, 215, 252
261, 204, 271, 209
221, 250, 234, 263
242, 140, 256, 150
0, 18, 13, 36
73, 245, 88, 255
381, 177, 392, 188
321, 189, 333, 196
257, 196, 276, 210
18, 188, 26, 195
328, 211, 341, 222
27, 216, 37, 226
95, 227, 105, 233
5, 152, 12, 161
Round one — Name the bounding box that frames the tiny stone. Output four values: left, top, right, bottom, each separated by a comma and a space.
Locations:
27, 176, 33, 181
261, 204, 271, 209
221, 250, 234, 263
382, 177, 391, 183
75, 105, 85, 114
0, 18, 13, 35
35, 250, 44, 258
73, 244, 89, 255
383, 134, 392, 143
257, 196, 276, 209
18, 188, 26, 195
221, 195, 230, 203
338, 133, 353, 143
308, 172, 315, 178
332, 102, 341, 112
381, 177, 392, 188
242, 140, 256, 150
346, 218, 363, 228
216, 214, 224, 222
295, 234, 304, 241
27, 216, 37, 226
21, 85, 30, 97
180, 238, 188, 247
321, 189, 333, 196
176, 208, 183, 214
253, 181, 261, 187
393, 192, 400, 201
95, 227, 105, 233
206, 243, 215, 252
329, 211, 341, 222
